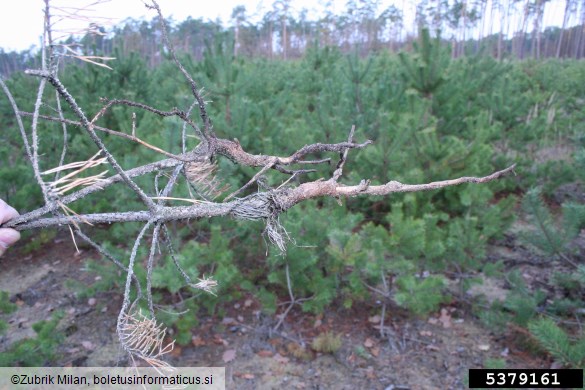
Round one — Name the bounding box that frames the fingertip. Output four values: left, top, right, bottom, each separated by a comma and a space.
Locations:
0, 199, 19, 224
0, 228, 20, 249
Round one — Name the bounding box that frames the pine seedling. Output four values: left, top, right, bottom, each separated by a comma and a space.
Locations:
528, 317, 585, 368
0, 312, 64, 366
520, 188, 577, 267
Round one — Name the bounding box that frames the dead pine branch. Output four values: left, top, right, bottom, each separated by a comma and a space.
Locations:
5, 164, 515, 231
0, 0, 518, 371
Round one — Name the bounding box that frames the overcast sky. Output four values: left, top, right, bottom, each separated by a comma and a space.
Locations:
0, 0, 337, 51
0, 0, 567, 52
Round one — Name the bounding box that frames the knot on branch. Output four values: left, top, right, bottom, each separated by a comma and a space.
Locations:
230, 190, 291, 254
357, 179, 371, 192
231, 192, 274, 221
230, 189, 288, 219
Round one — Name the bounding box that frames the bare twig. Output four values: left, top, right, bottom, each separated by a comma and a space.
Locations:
146, 0, 213, 139
30, 74, 51, 204
332, 125, 356, 181
182, 100, 199, 153
74, 228, 143, 300
274, 261, 296, 331
18, 111, 198, 162
54, 91, 69, 181
118, 221, 153, 320
96, 98, 205, 141
379, 270, 389, 338
0, 77, 33, 162
212, 137, 372, 168
161, 225, 192, 285
224, 158, 277, 202
146, 223, 162, 317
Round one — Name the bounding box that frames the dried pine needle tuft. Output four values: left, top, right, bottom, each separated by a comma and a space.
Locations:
43, 151, 108, 196
118, 310, 176, 374
184, 161, 229, 200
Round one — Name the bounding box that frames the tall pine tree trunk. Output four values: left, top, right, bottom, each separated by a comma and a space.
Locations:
282, 16, 287, 60
578, 5, 585, 58
268, 22, 273, 59
531, 0, 542, 59
234, 21, 239, 57
556, 0, 571, 58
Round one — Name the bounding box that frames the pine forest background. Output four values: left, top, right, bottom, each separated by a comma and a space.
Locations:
0, 0, 584, 380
